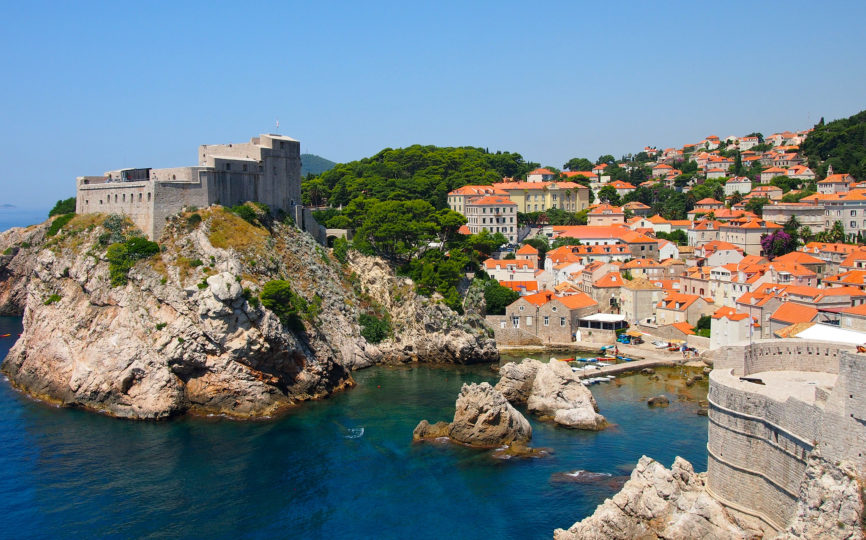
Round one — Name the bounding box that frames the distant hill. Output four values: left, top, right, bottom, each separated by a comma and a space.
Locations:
801, 109, 866, 179
301, 154, 336, 176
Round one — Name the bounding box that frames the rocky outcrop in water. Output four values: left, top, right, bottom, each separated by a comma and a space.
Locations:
414, 382, 531, 448
495, 359, 606, 430
554, 456, 757, 540
494, 358, 543, 403
0, 207, 499, 419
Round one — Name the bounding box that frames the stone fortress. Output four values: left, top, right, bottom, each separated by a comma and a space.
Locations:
708, 339, 866, 533
75, 134, 305, 240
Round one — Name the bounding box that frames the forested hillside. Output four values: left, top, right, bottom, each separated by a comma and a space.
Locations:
301, 145, 536, 208
801, 110, 866, 179
300, 154, 336, 176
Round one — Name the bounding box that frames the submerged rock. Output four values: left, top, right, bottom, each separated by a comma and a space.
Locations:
647, 395, 670, 407
412, 420, 450, 441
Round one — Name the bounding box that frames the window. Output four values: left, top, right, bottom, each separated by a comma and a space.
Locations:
226, 163, 231, 171
543, 316, 549, 326
527, 316, 533, 326
852, 210, 857, 216
519, 305, 524, 311
551, 306, 557, 312
147, 193, 151, 201
243, 164, 248, 172
560, 317, 566, 326
512, 317, 519, 328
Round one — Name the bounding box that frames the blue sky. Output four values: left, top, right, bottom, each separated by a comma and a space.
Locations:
1, 0, 865, 208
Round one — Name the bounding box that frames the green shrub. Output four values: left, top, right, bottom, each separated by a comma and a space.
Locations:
359, 313, 390, 344
332, 237, 349, 264
260, 280, 306, 331
483, 280, 520, 315
19, 242, 30, 249
197, 279, 209, 290
2, 247, 13, 256
177, 337, 185, 343
190, 258, 204, 268
230, 204, 258, 225
186, 213, 202, 229
106, 237, 160, 286
44, 294, 61, 305
243, 287, 260, 308
48, 197, 76, 217
46, 213, 75, 237
155, 322, 167, 330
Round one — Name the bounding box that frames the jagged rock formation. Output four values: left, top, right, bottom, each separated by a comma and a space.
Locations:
554, 456, 758, 540
776, 451, 865, 540
494, 358, 543, 403
556, 452, 865, 539
347, 253, 498, 368
495, 359, 606, 430
414, 382, 531, 448
0, 207, 498, 419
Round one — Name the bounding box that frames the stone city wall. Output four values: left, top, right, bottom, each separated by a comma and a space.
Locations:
706, 340, 865, 532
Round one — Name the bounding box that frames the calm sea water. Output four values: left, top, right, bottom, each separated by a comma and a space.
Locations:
0, 208, 49, 232
0, 316, 708, 539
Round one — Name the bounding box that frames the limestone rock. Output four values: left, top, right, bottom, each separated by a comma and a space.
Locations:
775, 451, 865, 540
647, 395, 670, 407
494, 359, 543, 404
554, 456, 754, 540
348, 253, 498, 367
448, 382, 531, 447
527, 360, 606, 430
412, 420, 450, 441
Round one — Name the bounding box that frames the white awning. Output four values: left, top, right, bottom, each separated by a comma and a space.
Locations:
579, 313, 626, 323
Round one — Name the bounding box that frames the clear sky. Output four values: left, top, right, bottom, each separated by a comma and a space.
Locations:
2, 0, 864, 208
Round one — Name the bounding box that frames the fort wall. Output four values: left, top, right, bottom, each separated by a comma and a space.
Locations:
706, 339, 866, 531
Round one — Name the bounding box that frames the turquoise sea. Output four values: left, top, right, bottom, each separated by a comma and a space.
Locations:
0, 317, 708, 539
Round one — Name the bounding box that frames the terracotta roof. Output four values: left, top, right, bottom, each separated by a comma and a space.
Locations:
712, 307, 750, 321
593, 272, 625, 288
589, 203, 624, 215
483, 259, 534, 270
468, 195, 515, 206
557, 293, 598, 309
528, 168, 554, 175
770, 302, 819, 325
657, 293, 702, 311
671, 322, 696, 335
448, 185, 506, 196
841, 304, 866, 316
772, 251, 824, 266
696, 198, 723, 205
499, 281, 538, 292
516, 244, 539, 255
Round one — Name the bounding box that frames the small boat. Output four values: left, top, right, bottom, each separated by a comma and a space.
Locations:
0, 334, 9, 338
596, 361, 612, 367
558, 357, 575, 362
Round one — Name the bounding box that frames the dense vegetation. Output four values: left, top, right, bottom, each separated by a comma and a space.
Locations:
801, 110, 866, 179
260, 280, 306, 331
106, 236, 160, 286
300, 154, 336, 176
49, 197, 76, 217
46, 213, 76, 237
302, 145, 536, 209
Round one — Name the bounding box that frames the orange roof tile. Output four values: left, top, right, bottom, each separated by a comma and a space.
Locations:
770, 302, 818, 324
671, 322, 696, 335
516, 244, 539, 255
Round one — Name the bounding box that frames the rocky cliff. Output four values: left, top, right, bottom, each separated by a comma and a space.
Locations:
556, 452, 865, 540
0, 207, 497, 419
